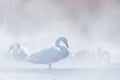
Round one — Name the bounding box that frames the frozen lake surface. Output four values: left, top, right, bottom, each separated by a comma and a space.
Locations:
0, 68, 120, 80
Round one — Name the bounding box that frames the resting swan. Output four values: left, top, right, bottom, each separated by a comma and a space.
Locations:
8, 43, 30, 62
27, 37, 69, 69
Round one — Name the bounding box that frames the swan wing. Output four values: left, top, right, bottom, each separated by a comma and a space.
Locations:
28, 47, 61, 64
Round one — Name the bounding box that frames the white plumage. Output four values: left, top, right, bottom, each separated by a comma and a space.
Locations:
72, 48, 111, 67
8, 43, 30, 62
27, 37, 69, 69
98, 48, 111, 66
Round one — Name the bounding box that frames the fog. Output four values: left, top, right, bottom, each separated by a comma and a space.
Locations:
0, 0, 119, 63
0, 0, 120, 58
0, 0, 120, 80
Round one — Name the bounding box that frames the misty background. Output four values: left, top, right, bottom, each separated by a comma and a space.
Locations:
0, 0, 120, 61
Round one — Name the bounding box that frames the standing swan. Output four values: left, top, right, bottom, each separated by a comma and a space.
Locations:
8, 43, 30, 62
27, 37, 69, 69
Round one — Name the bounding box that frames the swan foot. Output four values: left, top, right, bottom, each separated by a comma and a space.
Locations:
49, 64, 52, 69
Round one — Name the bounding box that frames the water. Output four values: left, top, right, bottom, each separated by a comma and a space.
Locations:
0, 0, 120, 80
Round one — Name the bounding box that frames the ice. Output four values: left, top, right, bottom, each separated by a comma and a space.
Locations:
0, 68, 120, 80
0, 0, 119, 80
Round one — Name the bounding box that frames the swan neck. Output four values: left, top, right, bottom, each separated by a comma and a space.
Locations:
55, 39, 61, 47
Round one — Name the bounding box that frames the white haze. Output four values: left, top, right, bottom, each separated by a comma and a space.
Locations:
0, 0, 120, 80
0, 0, 119, 66
0, 0, 119, 58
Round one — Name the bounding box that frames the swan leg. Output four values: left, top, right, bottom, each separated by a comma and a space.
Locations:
49, 64, 52, 69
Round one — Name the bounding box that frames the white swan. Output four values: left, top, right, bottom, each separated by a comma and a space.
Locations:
27, 37, 69, 69
8, 43, 30, 62
72, 48, 111, 68
97, 48, 111, 66
72, 49, 98, 66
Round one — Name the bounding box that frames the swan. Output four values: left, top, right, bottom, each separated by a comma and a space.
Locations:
73, 49, 98, 66
99, 50, 111, 66
27, 37, 69, 69
95, 47, 111, 68
8, 43, 30, 62
72, 48, 111, 68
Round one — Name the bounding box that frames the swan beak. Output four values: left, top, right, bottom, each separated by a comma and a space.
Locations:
65, 42, 69, 48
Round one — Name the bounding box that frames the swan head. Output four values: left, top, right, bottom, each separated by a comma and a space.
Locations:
14, 43, 21, 48
8, 43, 21, 53
55, 37, 69, 48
